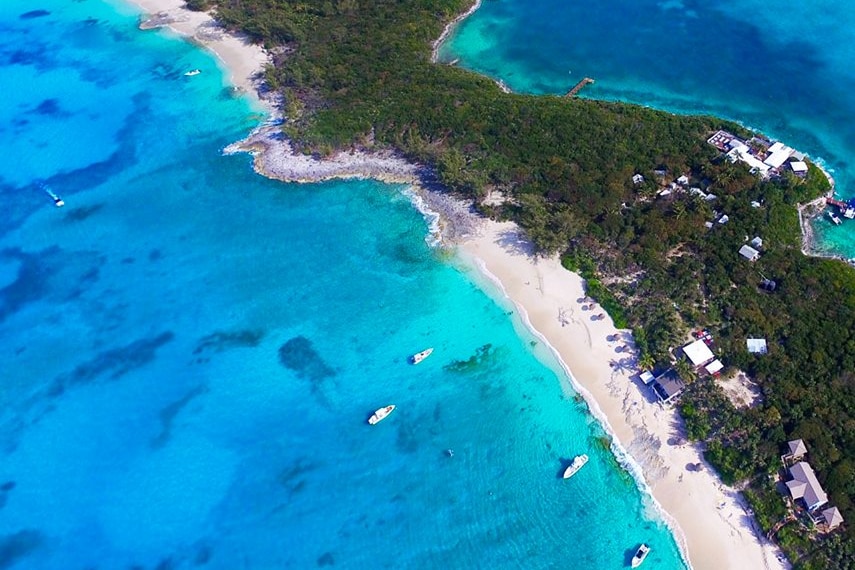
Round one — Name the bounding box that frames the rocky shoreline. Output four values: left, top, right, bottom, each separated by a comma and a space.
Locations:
225, 123, 482, 245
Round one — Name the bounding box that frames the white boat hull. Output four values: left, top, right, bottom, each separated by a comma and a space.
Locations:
368, 405, 395, 425
563, 454, 589, 478
410, 348, 433, 364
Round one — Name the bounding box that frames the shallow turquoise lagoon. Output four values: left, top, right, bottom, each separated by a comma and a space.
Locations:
0, 1, 686, 568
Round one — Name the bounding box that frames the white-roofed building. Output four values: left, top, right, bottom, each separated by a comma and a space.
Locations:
764, 142, 794, 169
676, 175, 689, 185
790, 161, 808, 174
639, 370, 655, 385
632, 173, 645, 184
747, 338, 768, 354
727, 139, 749, 152
705, 359, 724, 375
682, 339, 715, 367
739, 244, 760, 261
750, 236, 763, 249
728, 146, 771, 175
786, 462, 828, 511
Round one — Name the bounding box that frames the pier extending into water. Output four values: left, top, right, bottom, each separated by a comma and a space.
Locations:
565, 77, 595, 98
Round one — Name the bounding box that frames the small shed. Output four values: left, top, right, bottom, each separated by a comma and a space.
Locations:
632, 174, 645, 185
747, 338, 768, 354
750, 236, 763, 249
639, 370, 655, 385
739, 244, 760, 261
705, 359, 724, 376
683, 339, 715, 367
787, 439, 808, 459
790, 161, 808, 175
676, 175, 689, 186
718, 214, 729, 224
822, 507, 844, 531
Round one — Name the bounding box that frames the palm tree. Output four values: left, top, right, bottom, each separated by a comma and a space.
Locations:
674, 358, 697, 384
638, 352, 655, 372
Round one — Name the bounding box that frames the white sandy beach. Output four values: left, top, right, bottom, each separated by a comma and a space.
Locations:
122, 2, 791, 568
125, 0, 269, 107
457, 219, 789, 570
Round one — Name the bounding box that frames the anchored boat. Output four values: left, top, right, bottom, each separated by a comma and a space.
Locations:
368, 405, 395, 425
410, 347, 433, 364
562, 454, 589, 479
631, 544, 650, 568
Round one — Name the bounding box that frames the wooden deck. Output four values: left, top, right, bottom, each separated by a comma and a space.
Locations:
565, 77, 595, 98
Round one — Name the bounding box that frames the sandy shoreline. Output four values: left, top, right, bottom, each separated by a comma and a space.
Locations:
122, 2, 791, 567
123, 0, 270, 109
456, 221, 789, 570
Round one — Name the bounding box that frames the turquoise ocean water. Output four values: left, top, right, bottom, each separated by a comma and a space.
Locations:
0, 1, 686, 568
440, 0, 855, 256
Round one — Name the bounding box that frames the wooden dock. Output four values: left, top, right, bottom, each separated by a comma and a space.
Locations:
565, 77, 595, 98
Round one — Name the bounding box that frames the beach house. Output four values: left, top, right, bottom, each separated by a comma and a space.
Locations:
651, 369, 685, 403
786, 461, 828, 512
681, 338, 715, 369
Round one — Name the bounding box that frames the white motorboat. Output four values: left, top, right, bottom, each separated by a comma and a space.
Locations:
631, 544, 650, 568
410, 347, 433, 364
184, 69, 201, 76
368, 405, 395, 425
48, 191, 64, 207
37, 181, 64, 207
562, 454, 589, 479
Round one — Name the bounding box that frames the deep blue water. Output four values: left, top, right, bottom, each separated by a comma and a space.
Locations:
440, 0, 855, 256
0, 1, 686, 568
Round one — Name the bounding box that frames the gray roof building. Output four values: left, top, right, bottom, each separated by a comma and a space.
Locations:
786, 461, 828, 511
787, 439, 807, 458
739, 244, 760, 261
822, 506, 844, 530
652, 369, 685, 403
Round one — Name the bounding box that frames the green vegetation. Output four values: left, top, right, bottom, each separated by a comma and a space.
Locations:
207, 0, 854, 566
